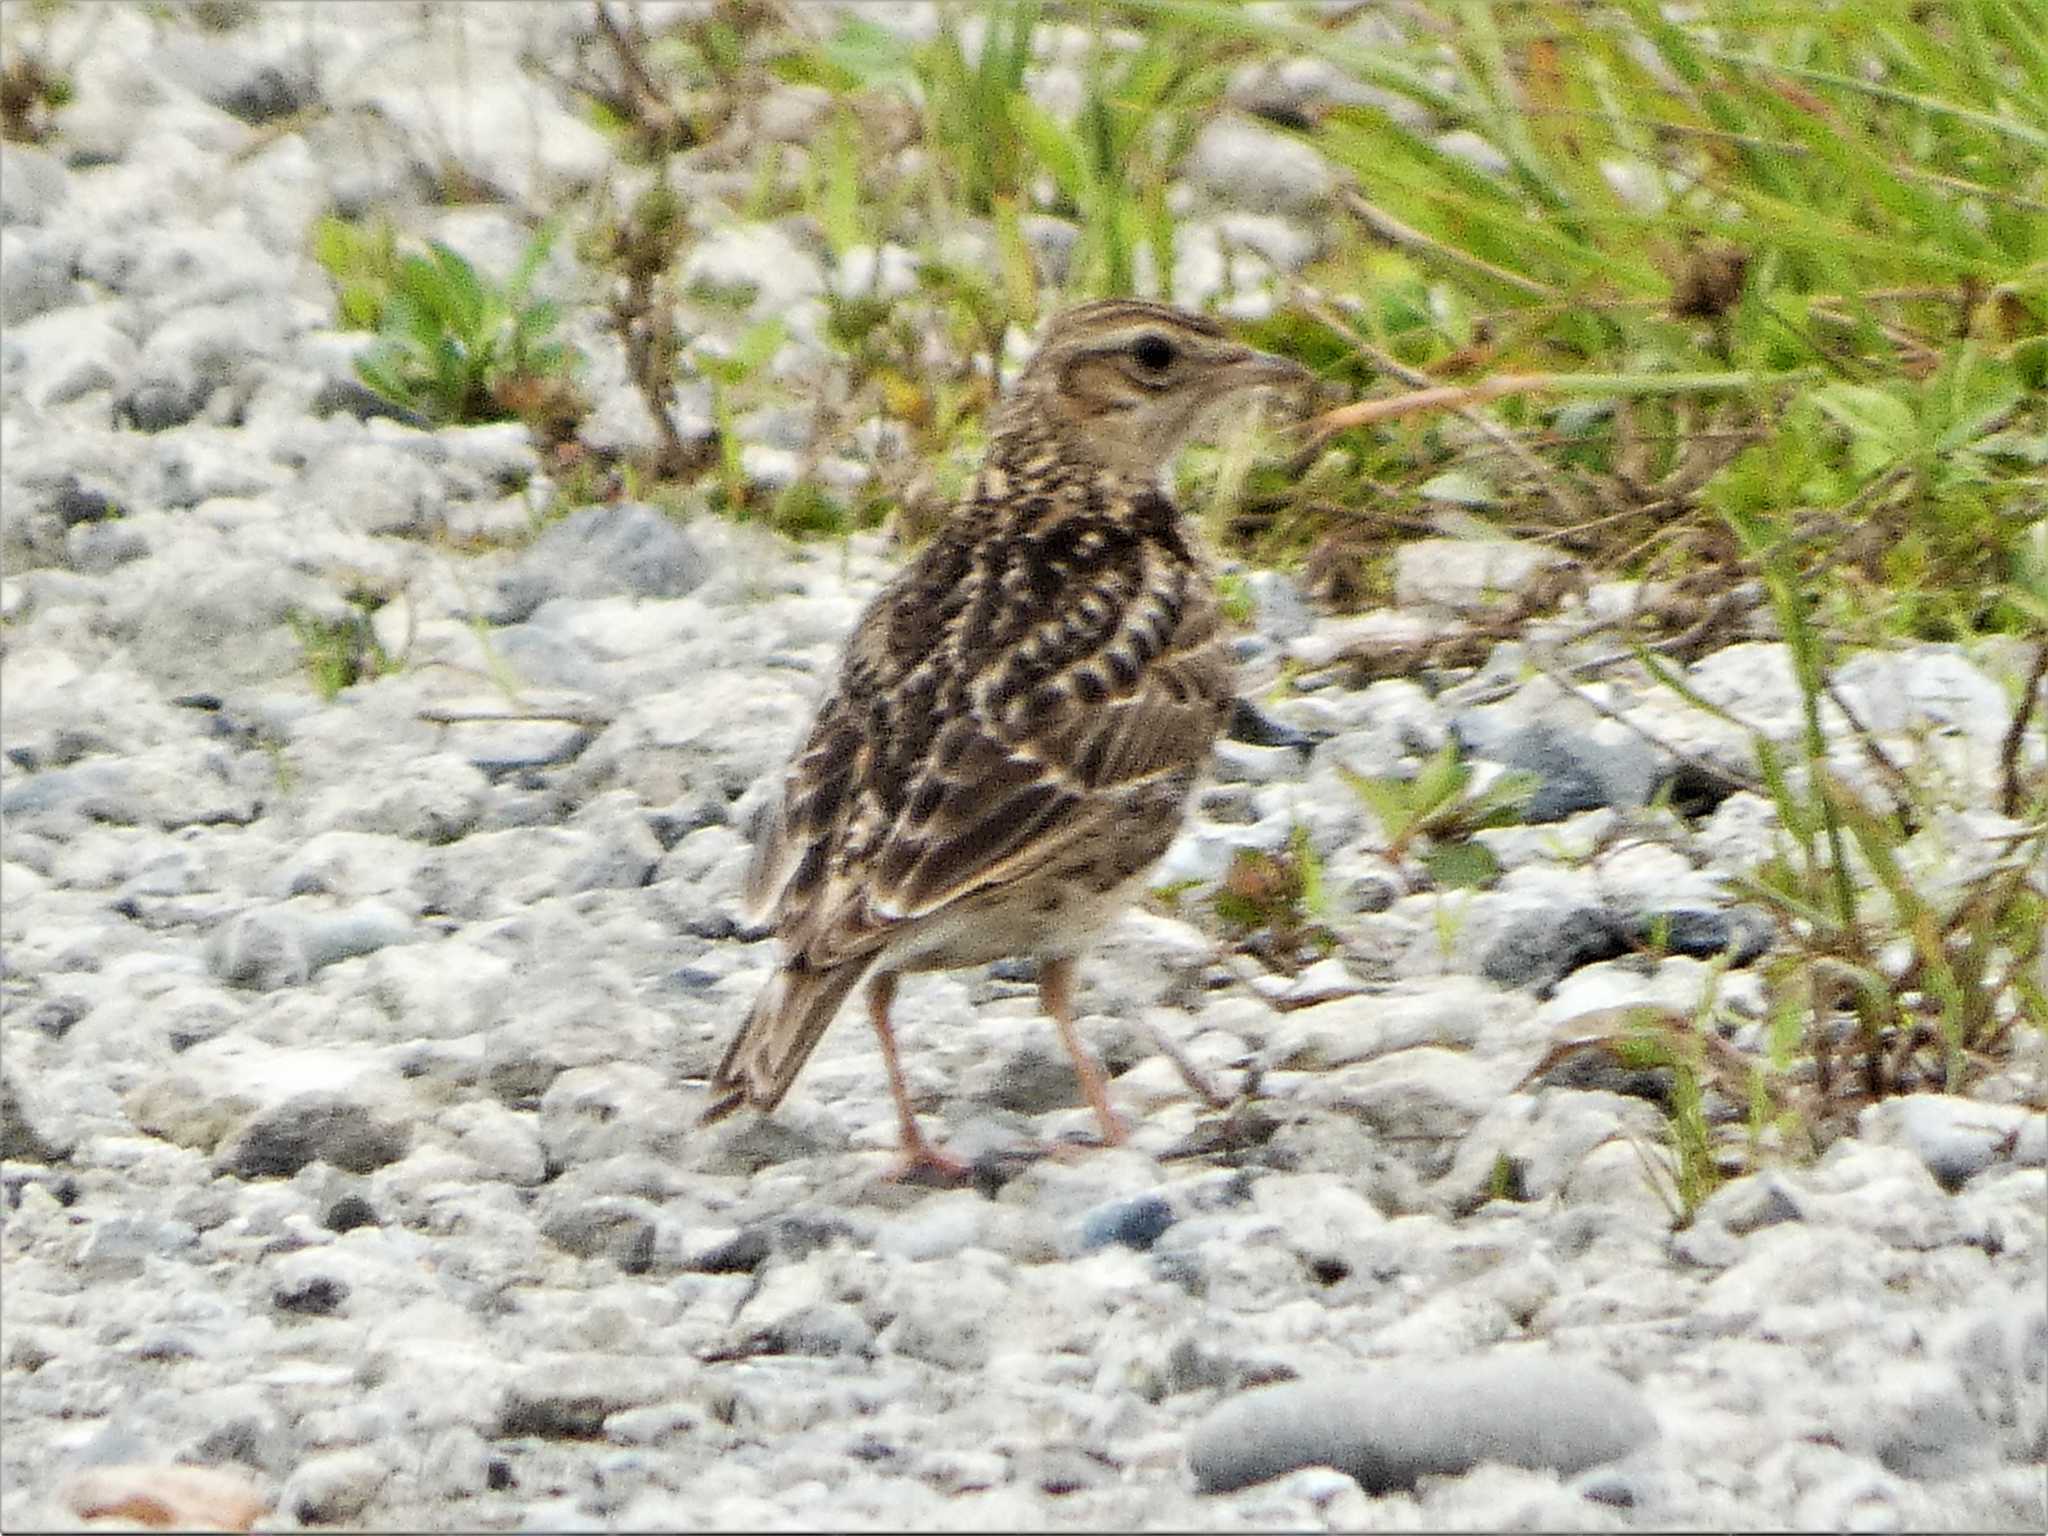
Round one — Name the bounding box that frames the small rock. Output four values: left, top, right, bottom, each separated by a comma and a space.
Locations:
272, 1271, 350, 1317
1480, 906, 1631, 991
1227, 696, 1317, 752
321, 1193, 380, 1233
540, 1198, 659, 1272
1242, 569, 1316, 640
493, 503, 709, 622
62, 1464, 268, 1532
1493, 722, 1662, 822
1078, 1192, 1176, 1253
498, 1360, 672, 1439
204, 907, 311, 991
1, 1069, 71, 1163
1, 230, 86, 325
1187, 1356, 1657, 1493
1873, 1377, 1998, 1481
1211, 740, 1305, 785
1633, 907, 1774, 965
214, 1091, 410, 1179
1185, 115, 1334, 214
681, 222, 825, 313
1264, 981, 1493, 1069
156, 34, 321, 124
1247, 956, 1364, 1008
746, 1302, 874, 1360
1021, 1445, 1117, 1496
300, 901, 416, 971
76, 1214, 200, 1279
1857, 1097, 2045, 1192
686, 1227, 772, 1274
281, 1449, 386, 1526
26, 994, 89, 1039
1394, 538, 1581, 616
879, 1267, 1010, 1373
0, 144, 68, 226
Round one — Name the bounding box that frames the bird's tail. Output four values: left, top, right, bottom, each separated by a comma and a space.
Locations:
699, 956, 868, 1124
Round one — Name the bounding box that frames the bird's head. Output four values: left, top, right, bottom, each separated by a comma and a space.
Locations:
998, 299, 1315, 482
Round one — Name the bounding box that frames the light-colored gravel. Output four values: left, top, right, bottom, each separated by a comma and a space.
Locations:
3, 4, 2043, 1531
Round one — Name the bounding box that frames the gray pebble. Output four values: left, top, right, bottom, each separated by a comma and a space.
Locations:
1079, 1192, 1177, 1253
1858, 1097, 2045, 1192
493, 503, 710, 623
1185, 115, 1334, 214
1634, 906, 1774, 965
205, 907, 312, 990
1188, 1357, 1657, 1493
497, 1361, 673, 1440
1493, 721, 1662, 822
1, 1070, 72, 1163
272, 1270, 350, 1317
214, 1091, 411, 1179
282, 1448, 387, 1526
1480, 905, 1630, 991
745, 1302, 875, 1360
539, 1197, 659, 1272
1226, 696, 1317, 752
0, 144, 68, 226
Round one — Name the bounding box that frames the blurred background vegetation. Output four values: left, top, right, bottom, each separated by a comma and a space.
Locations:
274, 0, 2048, 655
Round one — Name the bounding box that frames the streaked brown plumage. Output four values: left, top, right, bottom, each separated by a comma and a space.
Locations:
701, 299, 1311, 1178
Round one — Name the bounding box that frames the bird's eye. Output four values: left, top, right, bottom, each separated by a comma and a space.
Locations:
1131, 334, 1176, 371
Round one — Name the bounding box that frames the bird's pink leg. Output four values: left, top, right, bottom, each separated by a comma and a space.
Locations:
867, 973, 971, 1185
1040, 956, 1128, 1148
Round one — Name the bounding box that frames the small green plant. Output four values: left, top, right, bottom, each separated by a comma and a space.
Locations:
695, 316, 787, 517
1615, 1012, 1724, 1221
767, 479, 856, 540
584, 178, 707, 479
311, 214, 402, 331
1631, 500, 2048, 1140
1215, 572, 1256, 627
1340, 742, 1537, 888
0, 42, 71, 143
1212, 824, 1335, 969
315, 221, 580, 435
1007, 24, 1214, 297
290, 590, 393, 701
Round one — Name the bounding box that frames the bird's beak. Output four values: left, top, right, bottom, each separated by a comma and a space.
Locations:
1231, 347, 1316, 387
1215, 345, 1317, 411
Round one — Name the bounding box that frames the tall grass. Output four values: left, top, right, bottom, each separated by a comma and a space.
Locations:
1133, 0, 2045, 638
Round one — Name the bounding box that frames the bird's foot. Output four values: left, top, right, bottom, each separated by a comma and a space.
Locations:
1043, 1112, 1130, 1163
885, 1140, 975, 1188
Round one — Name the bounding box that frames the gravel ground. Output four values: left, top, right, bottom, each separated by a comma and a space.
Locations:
3, 4, 2044, 1530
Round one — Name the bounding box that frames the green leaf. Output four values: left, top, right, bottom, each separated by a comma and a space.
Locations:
1977, 430, 2048, 465
1289, 823, 1327, 920
818, 111, 865, 257
1010, 93, 1092, 211
1812, 384, 1916, 470
507, 220, 561, 306
1421, 840, 1500, 889
1411, 741, 1472, 817
1464, 770, 1540, 829
427, 242, 488, 339
1337, 763, 1422, 842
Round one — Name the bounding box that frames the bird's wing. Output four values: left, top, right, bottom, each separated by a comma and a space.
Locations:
770, 531, 1233, 970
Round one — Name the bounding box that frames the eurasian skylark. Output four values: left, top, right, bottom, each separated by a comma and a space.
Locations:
702, 299, 1311, 1180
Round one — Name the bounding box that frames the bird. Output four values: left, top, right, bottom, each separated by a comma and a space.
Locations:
700, 298, 1312, 1181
